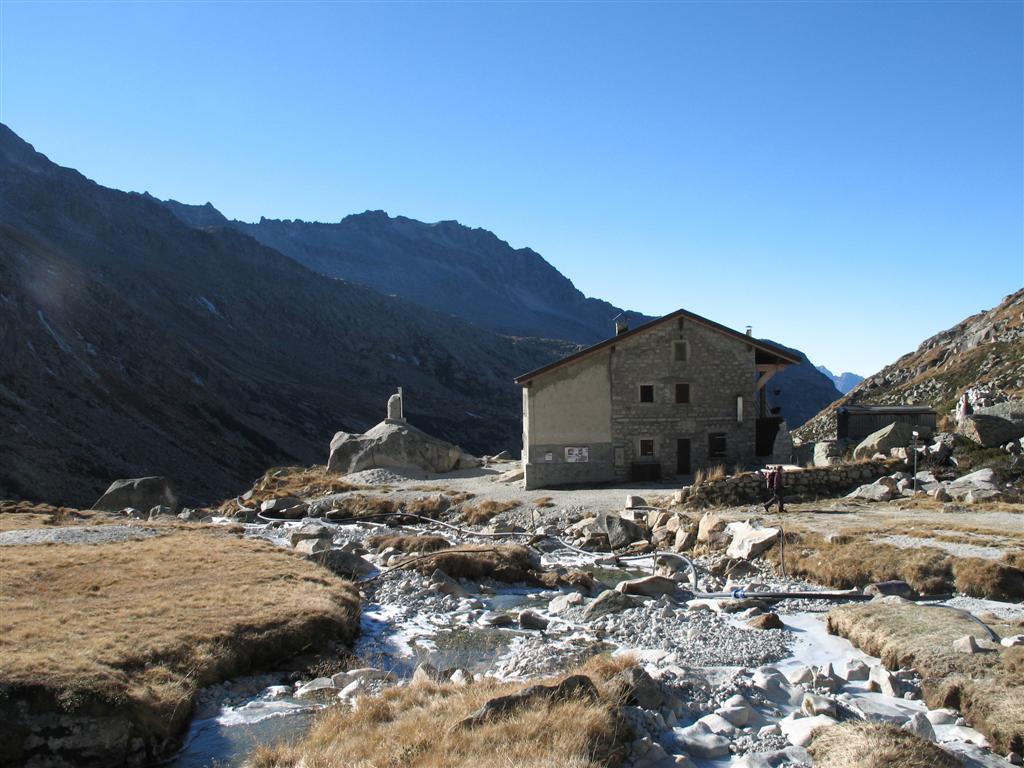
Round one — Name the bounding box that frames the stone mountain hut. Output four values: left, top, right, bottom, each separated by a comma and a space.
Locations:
514, 309, 800, 489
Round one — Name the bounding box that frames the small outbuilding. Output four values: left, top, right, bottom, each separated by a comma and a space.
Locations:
836, 404, 937, 442
514, 309, 800, 489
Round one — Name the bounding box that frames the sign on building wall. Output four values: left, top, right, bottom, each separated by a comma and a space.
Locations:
565, 447, 589, 463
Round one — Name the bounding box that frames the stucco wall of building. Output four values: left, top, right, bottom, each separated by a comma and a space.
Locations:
523, 352, 613, 488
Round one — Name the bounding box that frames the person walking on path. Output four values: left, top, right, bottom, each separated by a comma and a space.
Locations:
764, 465, 785, 513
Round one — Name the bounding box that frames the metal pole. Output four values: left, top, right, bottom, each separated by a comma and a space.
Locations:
912, 430, 919, 494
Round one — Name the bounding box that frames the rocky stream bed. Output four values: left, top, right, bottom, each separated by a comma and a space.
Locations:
161, 515, 1022, 768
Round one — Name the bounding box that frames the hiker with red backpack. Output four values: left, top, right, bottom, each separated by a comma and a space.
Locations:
764, 465, 784, 513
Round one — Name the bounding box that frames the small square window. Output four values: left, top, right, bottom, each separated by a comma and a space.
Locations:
675, 383, 690, 404
639, 384, 654, 403
639, 438, 655, 457
708, 433, 727, 459
673, 340, 689, 362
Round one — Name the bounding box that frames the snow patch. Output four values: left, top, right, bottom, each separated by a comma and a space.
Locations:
36, 310, 71, 353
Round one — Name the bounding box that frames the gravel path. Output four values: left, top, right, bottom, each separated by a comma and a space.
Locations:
875, 534, 1007, 560
0, 524, 162, 546
337, 463, 679, 516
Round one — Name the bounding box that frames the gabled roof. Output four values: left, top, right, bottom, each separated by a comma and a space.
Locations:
515, 308, 801, 384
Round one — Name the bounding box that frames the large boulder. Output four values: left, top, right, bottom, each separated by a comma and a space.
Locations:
92, 477, 178, 513
947, 468, 999, 501
307, 549, 376, 578
846, 483, 895, 502
725, 521, 780, 560
328, 420, 463, 475
614, 575, 681, 599
813, 441, 843, 467
582, 589, 639, 621
597, 511, 647, 549
697, 512, 728, 548
853, 422, 916, 460
957, 414, 1024, 448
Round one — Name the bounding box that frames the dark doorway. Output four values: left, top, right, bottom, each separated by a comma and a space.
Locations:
676, 438, 691, 474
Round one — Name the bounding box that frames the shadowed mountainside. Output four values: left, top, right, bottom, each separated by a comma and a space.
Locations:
0, 125, 573, 506
755, 341, 843, 430
159, 198, 649, 345
161, 199, 843, 428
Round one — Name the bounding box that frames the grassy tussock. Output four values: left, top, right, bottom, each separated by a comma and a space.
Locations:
408, 492, 473, 518
399, 544, 537, 583
250, 656, 634, 768
366, 534, 450, 553
808, 721, 961, 768
953, 556, 1024, 601
770, 532, 955, 594
0, 500, 104, 531
532, 496, 555, 508
0, 530, 360, 745
460, 499, 520, 525
325, 494, 397, 518
222, 465, 357, 513
827, 602, 1023, 754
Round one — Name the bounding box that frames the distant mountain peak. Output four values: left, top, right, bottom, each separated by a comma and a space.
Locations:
816, 365, 864, 395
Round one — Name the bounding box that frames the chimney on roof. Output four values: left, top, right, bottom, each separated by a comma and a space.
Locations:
745, 325, 753, 337
614, 313, 629, 336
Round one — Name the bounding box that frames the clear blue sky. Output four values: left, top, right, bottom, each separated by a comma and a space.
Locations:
2, 1, 1021, 376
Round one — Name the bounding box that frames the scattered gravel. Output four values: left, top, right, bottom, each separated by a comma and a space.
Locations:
942, 595, 1024, 621
0, 524, 162, 546
576, 598, 793, 667
345, 468, 430, 485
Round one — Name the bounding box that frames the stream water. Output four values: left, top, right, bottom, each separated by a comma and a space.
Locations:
164, 524, 1010, 768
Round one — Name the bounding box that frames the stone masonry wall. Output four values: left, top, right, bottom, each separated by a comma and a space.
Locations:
610, 316, 758, 481
681, 460, 902, 508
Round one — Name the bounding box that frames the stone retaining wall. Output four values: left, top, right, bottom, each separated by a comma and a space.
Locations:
681, 460, 902, 508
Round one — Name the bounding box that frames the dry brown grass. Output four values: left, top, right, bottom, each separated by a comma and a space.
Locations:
408, 492, 473, 518
249, 655, 634, 768
772, 527, 1024, 599
532, 496, 555, 508
0, 500, 113, 531
770, 532, 955, 594
828, 601, 1023, 754
460, 499, 520, 525
220, 465, 358, 514
0, 529, 360, 758
808, 721, 961, 768
322, 493, 398, 519
953, 556, 1024, 601
366, 534, 451, 554
398, 544, 538, 583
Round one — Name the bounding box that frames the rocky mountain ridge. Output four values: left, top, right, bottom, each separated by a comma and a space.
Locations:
0, 124, 574, 506
160, 199, 844, 428
158, 197, 648, 345
815, 366, 864, 395
794, 288, 1024, 443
